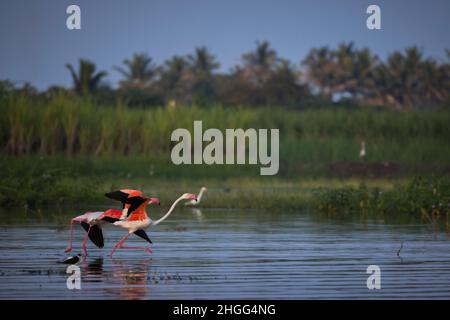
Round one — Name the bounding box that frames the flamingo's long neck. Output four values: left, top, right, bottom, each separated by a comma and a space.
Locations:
197, 188, 206, 203
151, 196, 183, 226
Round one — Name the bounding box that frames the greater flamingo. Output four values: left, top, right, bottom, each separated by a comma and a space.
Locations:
185, 187, 207, 206
64, 211, 107, 256
109, 193, 197, 256
64, 189, 159, 256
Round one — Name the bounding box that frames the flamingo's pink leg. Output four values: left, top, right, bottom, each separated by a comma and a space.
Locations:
119, 244, 153, 254
108, 233, 130, 256
64, 219, 76, 253
82, 226, 91, 257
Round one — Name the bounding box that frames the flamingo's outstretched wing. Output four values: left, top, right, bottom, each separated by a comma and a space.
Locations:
99, 209, 122, 223
100, 195, 147, 223
105, 190, 130, 208
80, 222, 104, 248
134, 229, 152, 244
105, 190, 147, 217
125, 196, 148, 218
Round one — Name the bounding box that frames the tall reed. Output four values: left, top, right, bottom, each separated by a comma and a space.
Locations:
1, 93, 449, 166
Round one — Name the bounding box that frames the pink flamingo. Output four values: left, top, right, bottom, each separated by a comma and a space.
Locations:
109, 192, 197, 256
64, 189, 159, 256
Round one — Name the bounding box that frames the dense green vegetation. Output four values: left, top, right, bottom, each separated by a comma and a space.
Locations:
0, 162, 100, 208
1, 42, 449, 219
314, 177, 450, 216
314, 177, 450, 232
1, 154, 449, 214
1, 91, 449, 214
2, 94, 449, 166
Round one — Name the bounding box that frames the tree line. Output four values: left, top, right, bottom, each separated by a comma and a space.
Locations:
1, 41, 449, 109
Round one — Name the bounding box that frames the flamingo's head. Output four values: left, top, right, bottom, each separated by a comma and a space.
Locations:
149, 197, 160, 206
201, 187, 208, 192
182, 193, 198, 202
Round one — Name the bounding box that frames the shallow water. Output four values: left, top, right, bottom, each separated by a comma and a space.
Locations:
0, 207, 449, 299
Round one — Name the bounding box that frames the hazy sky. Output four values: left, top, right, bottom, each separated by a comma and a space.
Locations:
1, 0, 449, 90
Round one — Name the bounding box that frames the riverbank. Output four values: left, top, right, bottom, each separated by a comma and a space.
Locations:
1, 156, 449, 225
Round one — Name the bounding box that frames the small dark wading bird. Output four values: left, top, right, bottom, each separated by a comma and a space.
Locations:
64, 189, 160, 256
60, 253, 83, 264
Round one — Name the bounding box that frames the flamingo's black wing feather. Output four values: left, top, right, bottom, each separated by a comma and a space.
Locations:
100, 216, 119, 223
80, 222, 104, 248
80, 221, 90, 232
134, 229, 152, 244
105, 191, 147, 212
105, 190, 130, 203
88, 225, 104, 248
125, 196, 148, 217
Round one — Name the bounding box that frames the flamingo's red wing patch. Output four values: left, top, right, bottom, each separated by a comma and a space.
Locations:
125, 196, 147, 217
99, 209, 122, 223
101, 209, 122, 219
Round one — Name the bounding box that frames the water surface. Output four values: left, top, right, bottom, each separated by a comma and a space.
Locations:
0, 207, 449, 299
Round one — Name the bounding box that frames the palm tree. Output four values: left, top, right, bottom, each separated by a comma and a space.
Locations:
66, 59, 107, 95
187, 47, 220, 75
302, 46, 337, 99
403, 47, 449, 107
303, 42, 379, 102
263, 59, 310, 106
159, 56, 189, 90
114, 53, 159, 88
334, 45, 379, 101
372, 46, 428, 108
186, 47, 220, 104
158, 55, 190, 103
242, 41, 278, 70
241, 41, 279, 86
